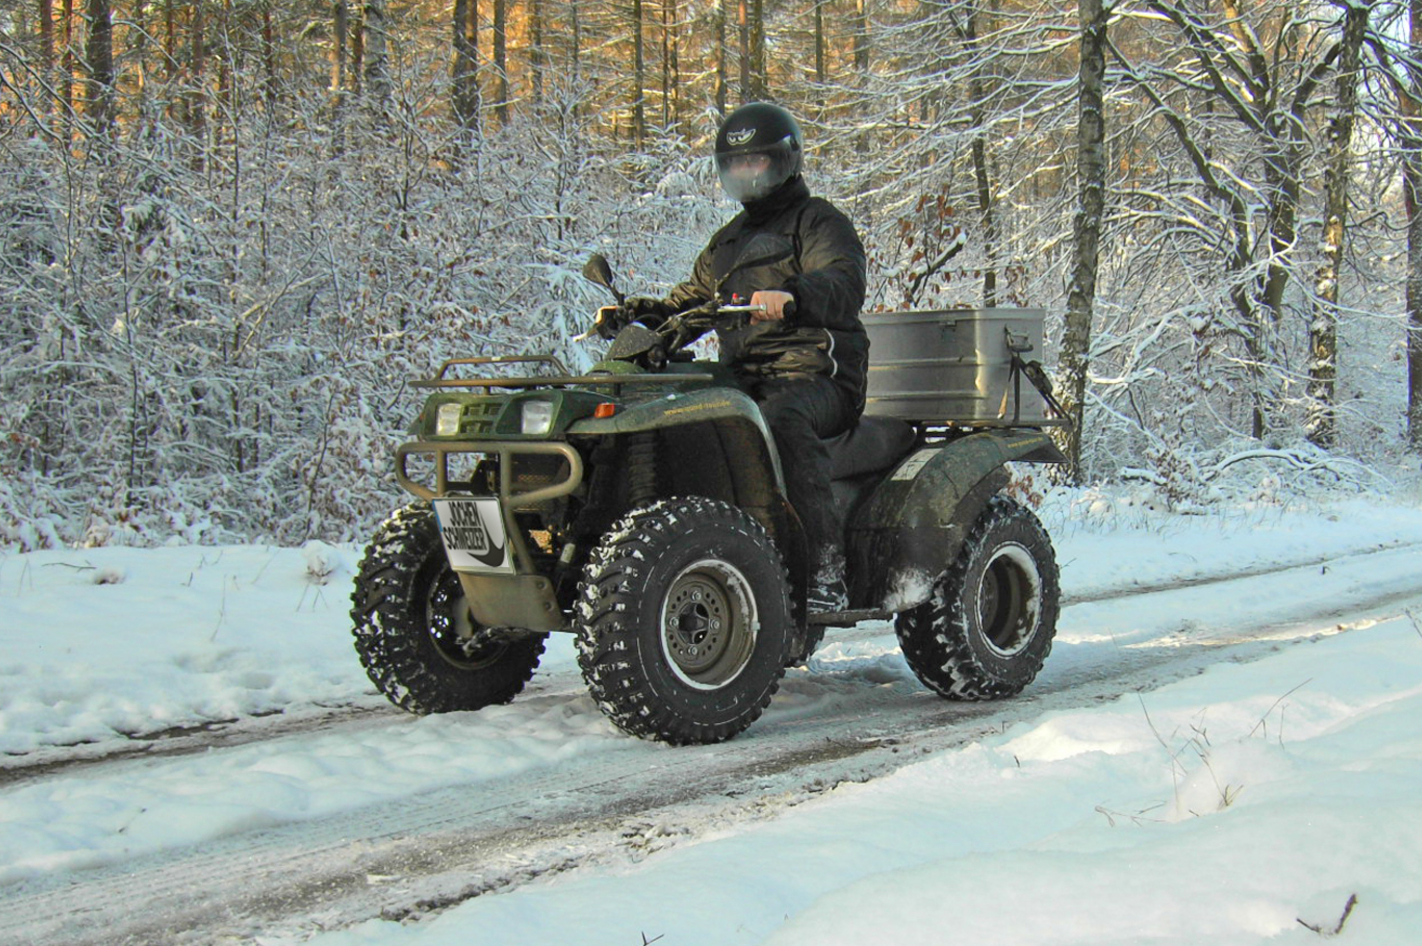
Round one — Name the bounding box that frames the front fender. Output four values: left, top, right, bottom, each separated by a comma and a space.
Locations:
568, 386, 797, 557
848, 429, 1063, 612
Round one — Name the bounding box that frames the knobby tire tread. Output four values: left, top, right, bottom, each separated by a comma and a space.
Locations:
350, 503, 545, 715
576, 496, 792, 745
896, 494, 1059, 701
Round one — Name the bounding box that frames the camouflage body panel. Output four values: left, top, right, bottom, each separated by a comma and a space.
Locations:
568, 383, 798, 571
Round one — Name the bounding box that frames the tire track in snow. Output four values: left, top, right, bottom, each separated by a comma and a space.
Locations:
4, 545, 1422, 944
4, 537, 1418, 786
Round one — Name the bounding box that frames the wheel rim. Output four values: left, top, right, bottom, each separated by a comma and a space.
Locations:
977, 543, 1042, 657
427, 566, 509, 670
660, 559, 758, 690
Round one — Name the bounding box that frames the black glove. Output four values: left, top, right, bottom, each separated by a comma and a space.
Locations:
593, 305, 630, 340
625, 296, 673, 323
594, 296, 673, 339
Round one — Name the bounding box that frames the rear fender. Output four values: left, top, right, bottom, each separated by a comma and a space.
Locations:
847, 429, 1064, 612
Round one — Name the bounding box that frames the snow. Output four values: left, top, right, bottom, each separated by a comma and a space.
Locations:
3, 489, 1422, 942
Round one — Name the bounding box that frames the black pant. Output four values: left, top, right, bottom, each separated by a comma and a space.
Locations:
751, 376, 857, 561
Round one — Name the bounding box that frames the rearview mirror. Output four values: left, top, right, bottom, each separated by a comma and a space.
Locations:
583, 253, 625, 306
583, 254, 615, 290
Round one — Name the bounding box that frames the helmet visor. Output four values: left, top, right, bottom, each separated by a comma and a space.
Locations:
716, 136, 798, 203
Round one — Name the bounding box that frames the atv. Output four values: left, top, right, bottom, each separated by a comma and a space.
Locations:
350, 242, 1069, 745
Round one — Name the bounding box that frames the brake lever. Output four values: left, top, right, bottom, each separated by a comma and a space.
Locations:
711, 303, 765, 331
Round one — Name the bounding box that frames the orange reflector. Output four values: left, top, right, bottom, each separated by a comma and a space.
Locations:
594, 402, 617, 419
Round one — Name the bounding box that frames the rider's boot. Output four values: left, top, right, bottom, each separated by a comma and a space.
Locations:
807, 546, 849, 614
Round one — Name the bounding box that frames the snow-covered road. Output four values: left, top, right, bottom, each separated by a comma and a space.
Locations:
3, 496, 1422, 944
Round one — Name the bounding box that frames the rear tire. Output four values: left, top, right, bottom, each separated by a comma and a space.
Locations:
575, 497, 793, 745
895, 495, 1059, 700
351, 503, 546, 714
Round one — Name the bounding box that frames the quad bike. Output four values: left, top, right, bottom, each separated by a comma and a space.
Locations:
350, 241, 1069, 745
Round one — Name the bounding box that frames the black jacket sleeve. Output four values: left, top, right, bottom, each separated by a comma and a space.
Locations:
663, 241, 718, 313
781, 200, 867, 333
623, 228, 722, 332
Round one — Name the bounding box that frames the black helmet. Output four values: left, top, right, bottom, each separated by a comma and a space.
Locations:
714, 102, 804, 203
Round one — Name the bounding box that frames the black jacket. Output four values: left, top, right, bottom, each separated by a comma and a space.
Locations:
634, 176, 869, 410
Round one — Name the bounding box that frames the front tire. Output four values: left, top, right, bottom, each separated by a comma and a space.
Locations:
575, 497, 793, 745
351, 503, 546, 714
895, 495, 1059, 700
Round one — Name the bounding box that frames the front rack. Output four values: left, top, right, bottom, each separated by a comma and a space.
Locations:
410, 355, 714, 393
411, 374, 717, 391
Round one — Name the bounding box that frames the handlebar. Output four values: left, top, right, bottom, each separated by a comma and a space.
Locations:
575, 302, 768, 344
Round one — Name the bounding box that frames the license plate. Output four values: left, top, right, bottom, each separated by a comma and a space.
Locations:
433, 498, 515, 573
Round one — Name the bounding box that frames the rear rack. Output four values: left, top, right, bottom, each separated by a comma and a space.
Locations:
411, 356, 713, 392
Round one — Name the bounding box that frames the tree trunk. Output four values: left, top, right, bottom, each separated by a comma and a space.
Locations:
661, 0, 679, 131
62, 0, 74, 128
363, 0, 391, 113
190, 0, 206, 138
571, 0, 581, 98
164, 0, 175, 82
1409, 153, 1422, 447
965, 6, 997, 306
815, 0, 825, 98
738, 0, 749, 103
633, 0, 645, 145
1062, 0, 1107, 480
1409, 0, 1422, 448
661, 0, 671, 128
83, 0, 114, 135
452, 0, 480, 135
39, 0, 54, 115
750, 0, 766, 99
262, 2, 278, 109
493, 0, 508, 124
530, 0, 543, 106
854, 0, 869, 74
331, 0, 348, 96
350, 2, 365, 95
1309, 1, 1370, 449
716, 0, 727, 114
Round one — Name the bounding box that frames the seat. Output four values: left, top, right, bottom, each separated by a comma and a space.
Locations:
824, 415, 916, 480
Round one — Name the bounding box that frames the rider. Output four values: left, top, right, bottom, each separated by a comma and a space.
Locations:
599, 102, 868, 613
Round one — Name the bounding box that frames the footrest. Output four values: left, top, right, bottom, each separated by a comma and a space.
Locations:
807, 608, 890, 627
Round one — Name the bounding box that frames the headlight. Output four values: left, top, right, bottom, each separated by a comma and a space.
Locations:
520, 399, 555, 436
435, 402, 464, 436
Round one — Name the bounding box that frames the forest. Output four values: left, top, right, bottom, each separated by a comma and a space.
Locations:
2, 0, 1421, 548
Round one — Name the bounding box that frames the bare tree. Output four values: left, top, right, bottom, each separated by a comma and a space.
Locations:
716, 0, 728, 113
1062, 0, 1109, 478
750, 0, 766, 99
661, 0, 680, 131
83, 0, 115, 134
738, 0, 749, 102
452, 0, 481, 135
363, 0, 391, 113
633, 0, 646, 144
1369, 0, 1422, 448
1116, 0, 1347, 439
530, 0, 545, 106
494, 0, 508, 124
1309, 1, 1372, 448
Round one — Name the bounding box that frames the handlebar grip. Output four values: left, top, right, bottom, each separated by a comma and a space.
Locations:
782, 298, 797, 320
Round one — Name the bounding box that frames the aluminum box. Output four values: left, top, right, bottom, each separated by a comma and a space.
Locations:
862, 308, 1056, 426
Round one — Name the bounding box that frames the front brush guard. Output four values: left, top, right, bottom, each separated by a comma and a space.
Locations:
394, 439, 584, 507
